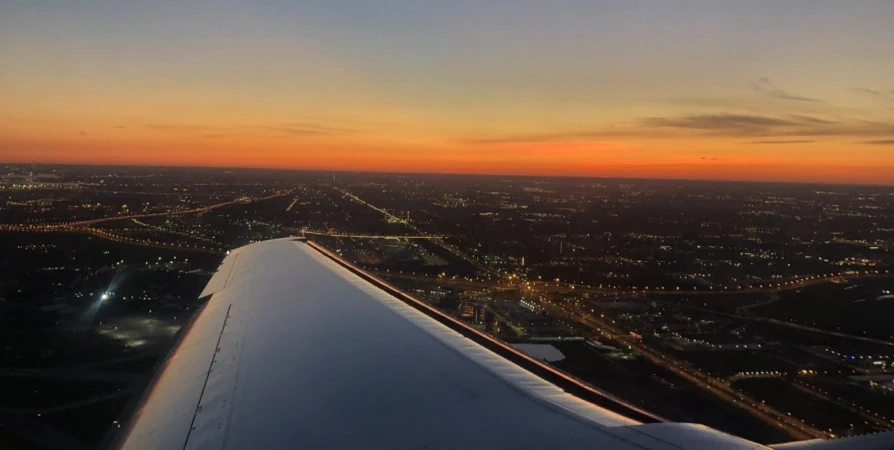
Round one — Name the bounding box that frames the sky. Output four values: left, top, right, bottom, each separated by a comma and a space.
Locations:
1, 1, 893, 184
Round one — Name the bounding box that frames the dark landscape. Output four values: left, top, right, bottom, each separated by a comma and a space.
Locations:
1, 165, 893, 448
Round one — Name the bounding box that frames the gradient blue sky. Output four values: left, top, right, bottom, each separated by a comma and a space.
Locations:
2, 1, 893, 182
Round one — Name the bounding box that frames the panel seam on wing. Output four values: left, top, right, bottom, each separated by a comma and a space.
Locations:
182, 303, 233, 450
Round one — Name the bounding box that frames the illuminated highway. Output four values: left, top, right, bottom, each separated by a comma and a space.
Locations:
81, 227, 221, 254
0, 191, 290, 253
0, 191, 287, 232
523, 270, 891, 296
539, 300, 827, 440
334, 188, 405, 223
300, 230, 445, 239
132, 219, 219, 244
333, 187, 500, 277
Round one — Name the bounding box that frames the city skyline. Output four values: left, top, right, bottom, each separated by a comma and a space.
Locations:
2, 1, 894, 184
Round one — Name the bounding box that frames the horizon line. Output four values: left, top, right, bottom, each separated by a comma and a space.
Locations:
3, 161, 894, 188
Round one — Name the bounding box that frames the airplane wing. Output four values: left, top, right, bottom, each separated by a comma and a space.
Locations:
114, 238, 894, 450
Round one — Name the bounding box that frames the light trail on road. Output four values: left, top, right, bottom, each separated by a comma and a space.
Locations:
0, 191, 287, 232
0, 192, 290, 254
300, 230, 445, 239
333, 187, 499, 277
541, 300, 826, 440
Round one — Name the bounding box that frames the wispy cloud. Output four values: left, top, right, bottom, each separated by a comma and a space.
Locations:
852, 87, 894, 102
145, 122, 358, 138
753, 77, 820, 102
788, 114, 835, 125
853, 88, 884, 97
643, 113, 798, 132
863, 139, 894, 145
145, 124, 212, 131
744, 139, 815, 145
463, 131, 626, 145
465, 111, 894, 145
642, 113, 894, 137
257, 123, 356, 136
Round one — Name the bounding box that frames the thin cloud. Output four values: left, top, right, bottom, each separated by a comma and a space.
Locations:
851, 87, 894, 101
146, 124, 211, 131
466, 113, 894, 144
744, 139, 815, 145
145, 122, 356, 137
863, 139, 894, 145
464, 131, 625, 145
255, 123, 355, 136
289, 115, 391, 127
852, 88, 884, 97
642, 113, 800, 134
789, 114, 835, 125
642, 113, 894, 137
753, 77, 820, 102
267, 123, 356, 136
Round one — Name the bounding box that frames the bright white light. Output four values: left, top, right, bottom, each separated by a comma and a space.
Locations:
101, 292, 110, 301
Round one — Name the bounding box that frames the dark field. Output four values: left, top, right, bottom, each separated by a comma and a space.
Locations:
753, 277, 894, 341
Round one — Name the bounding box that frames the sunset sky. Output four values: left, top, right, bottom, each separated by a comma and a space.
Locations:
2, 1, 893, 184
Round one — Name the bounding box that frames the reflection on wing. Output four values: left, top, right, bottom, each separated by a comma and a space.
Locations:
115, 238, 894, 450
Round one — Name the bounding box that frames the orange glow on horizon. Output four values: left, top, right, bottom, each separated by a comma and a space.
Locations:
2, 132, 892, 185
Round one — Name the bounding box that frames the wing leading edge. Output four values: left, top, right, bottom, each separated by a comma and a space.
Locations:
115, 238, 893, 450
